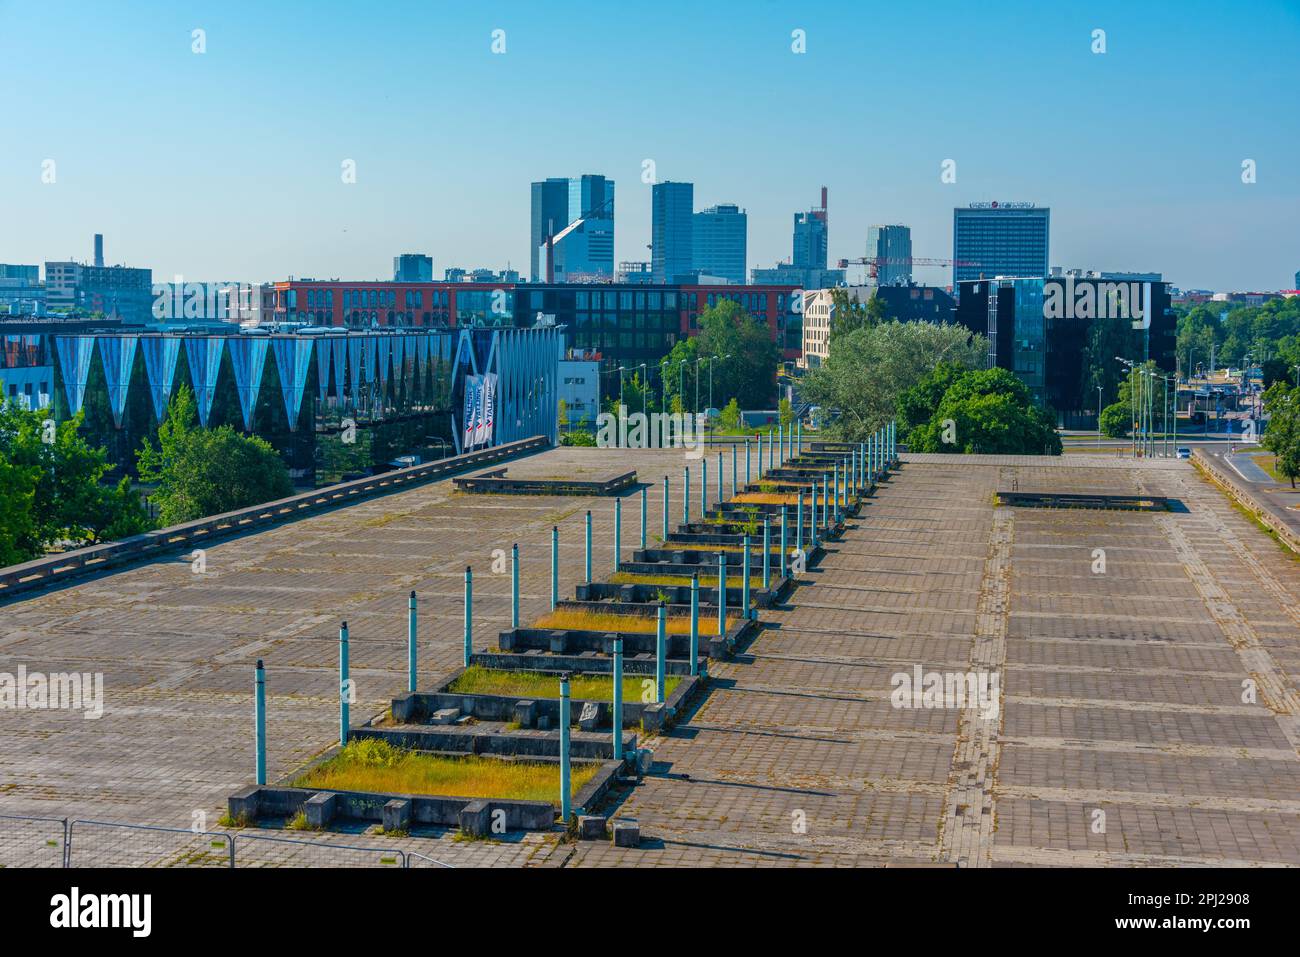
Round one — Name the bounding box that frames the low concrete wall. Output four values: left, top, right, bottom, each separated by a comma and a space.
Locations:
0, 435, 549, 598
349, 725, 635, 761
1192, 449, 1300, 554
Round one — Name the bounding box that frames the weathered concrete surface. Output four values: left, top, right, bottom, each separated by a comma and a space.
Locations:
1, 446, 1298, 867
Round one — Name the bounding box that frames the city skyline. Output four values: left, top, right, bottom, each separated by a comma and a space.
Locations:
1, 0, 1298, 291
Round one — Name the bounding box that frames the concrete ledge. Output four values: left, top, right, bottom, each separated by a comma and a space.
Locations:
1193, 449, 1300, 554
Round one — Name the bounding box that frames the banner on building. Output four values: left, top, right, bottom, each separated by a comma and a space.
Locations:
462, 375, 481, 449
476, 372, 497, 446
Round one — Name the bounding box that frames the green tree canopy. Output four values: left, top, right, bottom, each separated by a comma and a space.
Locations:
800, 319, 987, 441
661, 301, 781, 411
910, 367, 1062, 455
137, 386, 294, 526
1261, 382, 1300, 488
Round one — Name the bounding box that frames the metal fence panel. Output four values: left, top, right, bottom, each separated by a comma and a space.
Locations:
67, 820, 234, 868
0, 815, 68, 868
405, 850, 455, 869
231, 832, 405, 868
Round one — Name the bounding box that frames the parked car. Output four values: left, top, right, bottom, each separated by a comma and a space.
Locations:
1176, 447, 1191, 459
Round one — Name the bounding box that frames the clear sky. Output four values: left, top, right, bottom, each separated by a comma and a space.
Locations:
1, 0, 1297, 291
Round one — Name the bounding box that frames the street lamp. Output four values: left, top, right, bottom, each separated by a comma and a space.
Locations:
1116, 356, 1136, 458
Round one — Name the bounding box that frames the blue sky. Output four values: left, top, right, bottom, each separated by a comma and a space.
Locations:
1, 0, 1297, 291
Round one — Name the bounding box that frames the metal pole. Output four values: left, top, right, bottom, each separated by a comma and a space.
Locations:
689, 574, 699, 676
757, 432, 764, 478
810, 482, 819, 549
717, 450, 723, 504
717, 551, 727, 638
797, 418, 802, 454
254, 658, 266, 786
612, 639, 624, 761
762, 518, 771, 589
683, 466, 690, 525
731, 444, 738, 497
408, 590, 418, 693
702, 455, 708, 513
640, 486, 647, 549
614, 498, 622, 571
550, 527, 558, 611
510, 544, 519, 629
662, 475, 669, 540
655, 603, 666, 703
767, 428, 774, 471
745, 439, 751, 485
559, 675, 571, 823
463, 569, 472, 667
584, 510, 592, 583
339, 621, 350, 746
796, 490, 804, 555
779, 506, 788, 578
742, 534, 752, 620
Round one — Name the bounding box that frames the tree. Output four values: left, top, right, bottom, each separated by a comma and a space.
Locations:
778, 398, 793, 427
718, 398, 742, 432
801, 319, 987, 442
895, 361, 967, 439
1099, 400, 1133, 438
0, 455, 39, 565
137, 386, 294, 526
695, 300, 782, 410
0, 403, 151, 558
1261, 382, 1300, 488
910, 368, 1062, 455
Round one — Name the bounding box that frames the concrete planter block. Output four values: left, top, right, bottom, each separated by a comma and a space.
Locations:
578, 815, 608, 840
578, 701, 605, 732
430, 707, 460, 725
514, 699, 538, 728
304, 791, 337, 828
549, 633, 568, 653
612, 819, 640, 847
458, 799, 492, 837
227, 786, 260, 822
619, 584, 637, 601
636, 748, 654, 776
642, 702, 667, 733
390, 694, 418, 723
382, 798, 412, 833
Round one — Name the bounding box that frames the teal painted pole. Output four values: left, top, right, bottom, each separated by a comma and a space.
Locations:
689, 574, 700, 676
731, 444, 738, 497
612, 639, 624, 761
559, 675, 571, 823
463, 568, 472, 667
834, 463, 841, 522
797, 418, 802, 454
339, 621, 350, 746
614, 498, 622, 571
701, 455, 708, 513
683, 466, 690, 525
767, 428, 773, 470
762, 518, 771, 589
717, 551, 727, 637
796, 490, 804, 555
254, 659, 266, 786
655, 603, 666, 703
745, 439, 751, 485
742, 534, 752, 619
510, 544, 519, 629
584, 510, 592, 583
757, 432, 763, 478
662, 475, 669, 540
550, 526, 558, 611
810, 483, 818, 549
779, 507, 788, 577
408, 590, 418, 693
640, 486, 647, 549
717, 450, 723, 504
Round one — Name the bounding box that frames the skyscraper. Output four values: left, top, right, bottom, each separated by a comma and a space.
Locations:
692, 204, 747, 284
531, 174, 615, 282
651, 181, 694, 283
952, 203, 1050, 294
793, 187, 828, 270
866, 225, 912, 286
393, 253, 433, 282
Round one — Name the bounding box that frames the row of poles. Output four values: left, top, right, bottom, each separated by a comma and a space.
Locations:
253, 420, 900, 819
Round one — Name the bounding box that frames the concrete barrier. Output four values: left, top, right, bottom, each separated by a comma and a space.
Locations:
1192, 449, 1300, 554
0, 435, 549, 598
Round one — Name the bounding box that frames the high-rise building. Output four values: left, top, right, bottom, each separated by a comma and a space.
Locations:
651, 181, 693, 283
393, 253, 433, 282
865, 225, 912, 286
94, 233, 104, 268
0, 264, 44, 316
952, 203, 1050, 294
1294, 269, 1299, 290
531, 174, 616, 283
793, 187, 829, 270
692, 204, 747, 285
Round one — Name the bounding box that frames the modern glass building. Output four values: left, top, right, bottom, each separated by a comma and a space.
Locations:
393, 254, 433, 283
651, 181, 694, 283
793, 210, 828, 270
866, 225, 913, 286
692, 204, 747, 284
952, 204, 1050, 295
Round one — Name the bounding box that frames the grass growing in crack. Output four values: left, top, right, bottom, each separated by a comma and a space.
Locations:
532, 608, 734, 634
293, 739, 600, 804
449, 665, 682, 702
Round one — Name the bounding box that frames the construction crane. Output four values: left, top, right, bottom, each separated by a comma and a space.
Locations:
541, 194, 616, 284
837, 256, 984, 285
